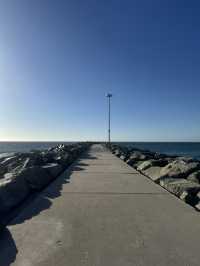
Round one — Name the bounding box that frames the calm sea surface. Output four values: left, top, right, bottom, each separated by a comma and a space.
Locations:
0, 142, 74, 154
0, 142, 200, 159
115, 142, 200, 160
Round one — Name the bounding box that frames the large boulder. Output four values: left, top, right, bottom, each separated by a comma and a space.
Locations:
129, 151, 147, 161
42, 163, 63, 177
153, 158, 169, 167
0, 153, 41, 177
53, 143, 86, 159
194, 192, 200, 210
187, 170, 200, 184
119, 150, 130, 161
69, 147, 81, 158
126, 152, 147, 166
42, 151, 56, 164
0, 171, 30, 212
0, 156, 18, 176
154, 152, 168, 159
143, 166, 163, 182
158, 160, 200, 180
23, 166, 54, 191
131, 160, 144, 169
0, 152, 16, 161
45, 143, 85, 167
159, 178, 200, 204
0, 156, 17, 166
113, 149, 122, 157
25, 152, 44, 167
55, 153, 74, 167
176, 157, 195, 163
137, 158, 170, 172
137, 160, 153, 171
110, 145, 118, 154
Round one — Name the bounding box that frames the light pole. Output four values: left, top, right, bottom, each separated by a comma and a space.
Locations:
106, 93, 112, 144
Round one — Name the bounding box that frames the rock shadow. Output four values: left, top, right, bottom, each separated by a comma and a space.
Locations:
0, 147, 95, 265
7, 150, 93, 226
0, 228, 18, 266
78, 150, 98, 161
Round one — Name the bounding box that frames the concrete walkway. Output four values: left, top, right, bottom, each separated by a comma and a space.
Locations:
1, 144, 200, 266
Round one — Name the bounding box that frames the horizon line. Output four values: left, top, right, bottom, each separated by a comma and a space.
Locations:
0, 140, 200, 143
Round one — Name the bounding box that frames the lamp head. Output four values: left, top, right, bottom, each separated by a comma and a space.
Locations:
106, 93, 112, 97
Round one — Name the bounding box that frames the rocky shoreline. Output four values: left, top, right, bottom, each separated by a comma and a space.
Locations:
107, 143, 200, 211
0, 142, 90, 230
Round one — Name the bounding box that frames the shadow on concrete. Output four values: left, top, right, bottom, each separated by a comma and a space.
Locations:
77, 153, 98, 161
7, 151, 97, 226
74, 162, 90, 167
0, 228, 18, 266
0, 149, 97, 265
9, 155, 96, 226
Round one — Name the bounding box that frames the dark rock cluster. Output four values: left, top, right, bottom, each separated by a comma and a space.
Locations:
107, 144, 200, 210
0, 143, 90, 230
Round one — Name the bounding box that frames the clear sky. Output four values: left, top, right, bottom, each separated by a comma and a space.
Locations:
0, 0, 200, 141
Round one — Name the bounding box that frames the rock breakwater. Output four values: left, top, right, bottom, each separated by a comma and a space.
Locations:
107, 143, 200, 210
0, 142, 90, 230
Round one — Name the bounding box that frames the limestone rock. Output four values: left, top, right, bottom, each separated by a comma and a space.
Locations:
42, 163, 63, 177
176, 157, 196, 163
23, 166, 55, 191
130, 151, 147, 161
159, 178, 200, 204
187, 170, 200, 184
137, 160, 153, 171
119, 153, 129, 161
113, 149, 122, 157
25, 152, 44, 167
143, 166, 163, 182
0, 170, 30, 212
195, 202, 200, 211
153, 158, 169, 167
55, 153, 73, 167
0, 156, 18, 176
42, 151, 56, 164
195, 192, 200, 210
126, 152, 147, 166
159, 160, 200, 180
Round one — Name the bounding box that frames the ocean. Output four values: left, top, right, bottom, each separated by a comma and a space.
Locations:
0, 142, 74, 155
115, 142, 200, 160
0, 142, 200, 160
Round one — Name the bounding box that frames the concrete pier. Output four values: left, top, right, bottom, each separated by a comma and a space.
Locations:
1, 144, 200, 266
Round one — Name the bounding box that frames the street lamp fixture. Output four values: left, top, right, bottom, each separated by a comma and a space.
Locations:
106, 93, 112, 144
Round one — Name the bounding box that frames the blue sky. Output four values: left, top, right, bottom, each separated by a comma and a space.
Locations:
0, 0, 200, 141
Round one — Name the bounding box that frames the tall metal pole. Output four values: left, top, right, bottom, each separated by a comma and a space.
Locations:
108, 96, 111, 143
106, 93, 112, 143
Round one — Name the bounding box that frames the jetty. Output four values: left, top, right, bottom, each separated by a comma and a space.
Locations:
1, 144, 200, 265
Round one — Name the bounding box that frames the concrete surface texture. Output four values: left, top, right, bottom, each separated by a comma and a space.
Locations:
0, 144, 200, 266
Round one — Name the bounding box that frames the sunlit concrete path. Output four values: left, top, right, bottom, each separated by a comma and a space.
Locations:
1, 144, 200, 266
